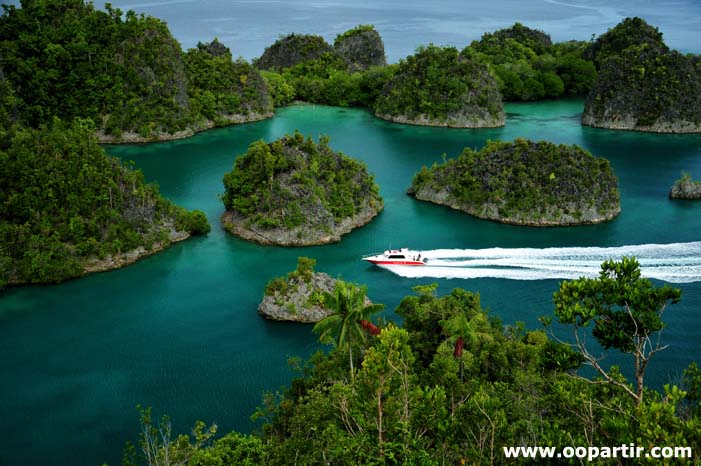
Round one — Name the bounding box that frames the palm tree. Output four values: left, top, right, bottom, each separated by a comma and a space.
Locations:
313, 280, 383, 375
440, 311, 493, 381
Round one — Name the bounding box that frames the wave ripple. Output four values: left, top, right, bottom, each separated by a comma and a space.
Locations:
378, 242, 701, 283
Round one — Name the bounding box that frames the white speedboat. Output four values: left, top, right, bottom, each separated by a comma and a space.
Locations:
362, 248, 428, 266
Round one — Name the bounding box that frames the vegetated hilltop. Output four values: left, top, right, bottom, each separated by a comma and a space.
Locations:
670, 172, 701, 199
464, 23, 597, 101
334, 25, 386, 71
256, 26, 394, 108
0, 1, 272, 142
255, 33, 337, 71
185, 39, 273, 129
375, 45, 505, 127
408, 138, 620, 226
221, 132, 383, 246
582, 17, 701, 133
0, 120, 209, 290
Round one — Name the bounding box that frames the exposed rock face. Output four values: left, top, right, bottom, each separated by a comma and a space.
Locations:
258, 271, 338, 323
221, 201, 380, 246
255, 34, 336, 71
670, 175, 701, 200
408, 139, 620, 226
83, 228, 190, 274
334, 26, 386, 71
374, 45, 505, 128
221, 132, 383, 246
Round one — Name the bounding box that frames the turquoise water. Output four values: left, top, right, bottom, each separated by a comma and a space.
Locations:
1, 100, 701, 466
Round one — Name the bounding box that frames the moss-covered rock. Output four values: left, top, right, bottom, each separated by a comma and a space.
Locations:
221, 132, 383, 245
582, 17, 701, 133
255, 33, 337, 71
408, 139, 620, 226
582, 45, 701, 133
584, 17, 667, 69
259, 257, 336, 322
334, 25, 386, 71
374, 45, 504, 128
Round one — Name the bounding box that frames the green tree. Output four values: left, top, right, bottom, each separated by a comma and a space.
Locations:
552, 256, 681, 405
313, 280, 383, 375
440, 308, 493, 381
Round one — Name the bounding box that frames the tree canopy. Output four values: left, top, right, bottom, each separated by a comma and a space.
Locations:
119, 272, 701, 465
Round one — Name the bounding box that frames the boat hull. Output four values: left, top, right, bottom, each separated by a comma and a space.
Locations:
363, 258, 426, 266
362, 248, 427, 266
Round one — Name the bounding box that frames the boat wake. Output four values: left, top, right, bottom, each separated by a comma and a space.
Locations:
377, 242, 701, 283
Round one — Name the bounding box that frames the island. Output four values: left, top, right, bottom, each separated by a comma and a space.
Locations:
258, 257, 370, 323
374, 45, 505, 127
221, 132, 383, 245
582, 17, 701, 133
0, 2, 273, 143
670, 173, 701, 200
408, 138, 620, 226
0, 120, 209, 289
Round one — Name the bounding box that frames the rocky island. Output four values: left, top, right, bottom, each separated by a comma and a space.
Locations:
221, 132, 383, 246
582, 17, 701, 133
0, 2, 273, 143
259, 257, 349, 322
408, 139, 620, 226
670, 173, 701, 200
374, 45, 505, 128
0, 121, 209, 289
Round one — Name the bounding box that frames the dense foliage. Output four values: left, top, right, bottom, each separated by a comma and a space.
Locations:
0, 0, 271, 141
185, 40, 273, 126
221, 132, 382, 239
375, 45, 505, 127
409, 138, 620, 225
254, 33, 337, 71
463, 23, 597, 100
120, 263, 701, 465
0, 119, 208, 288
584, 17, 667, 69
582, 17, 701, 132
253, 26, 394, 108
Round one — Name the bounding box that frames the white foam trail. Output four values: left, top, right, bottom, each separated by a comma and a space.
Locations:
379, 242, 701, 283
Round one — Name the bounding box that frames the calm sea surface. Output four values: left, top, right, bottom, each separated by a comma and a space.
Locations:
90, 0, 701, 61
1, 100, 701, 466
1, 1, 701, 465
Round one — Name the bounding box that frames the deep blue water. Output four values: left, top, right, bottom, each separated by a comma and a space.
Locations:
89, 0, 701, 60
